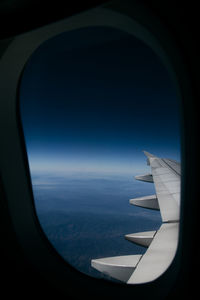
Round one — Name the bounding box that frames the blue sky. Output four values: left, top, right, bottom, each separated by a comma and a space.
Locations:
20, 26, 180, 176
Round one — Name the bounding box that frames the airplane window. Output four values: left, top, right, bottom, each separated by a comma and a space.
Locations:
19, 26, 180, 283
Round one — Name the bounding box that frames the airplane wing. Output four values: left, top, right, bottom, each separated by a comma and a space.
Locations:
91, 151, 180, 284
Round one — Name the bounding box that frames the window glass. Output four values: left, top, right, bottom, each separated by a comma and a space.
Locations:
20, 26, 180, 282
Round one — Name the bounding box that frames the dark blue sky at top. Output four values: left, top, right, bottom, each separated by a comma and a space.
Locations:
20, 26, 180, 175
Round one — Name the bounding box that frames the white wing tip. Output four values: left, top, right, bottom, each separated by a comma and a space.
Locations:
143, 150, 156, 158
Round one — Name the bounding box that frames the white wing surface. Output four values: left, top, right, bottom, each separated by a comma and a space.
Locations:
143, 151, 180, 222
91, 151, 180, 284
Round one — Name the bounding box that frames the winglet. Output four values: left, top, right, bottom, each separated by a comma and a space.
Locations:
143, 151, 156, 158
143, 151, 157, 166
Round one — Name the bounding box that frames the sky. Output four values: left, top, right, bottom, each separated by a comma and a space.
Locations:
19, 26, 181, 176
